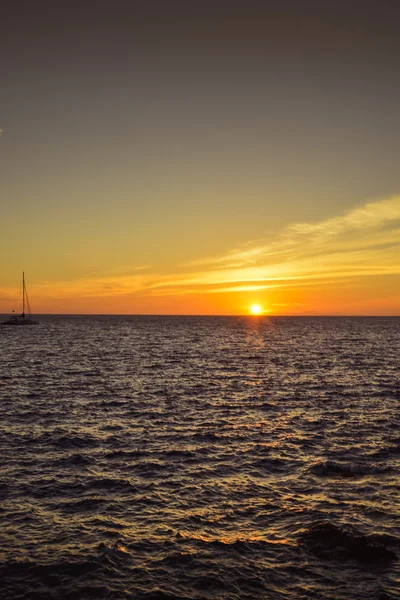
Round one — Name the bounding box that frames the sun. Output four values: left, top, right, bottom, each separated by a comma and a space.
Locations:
250, 304, 262, 315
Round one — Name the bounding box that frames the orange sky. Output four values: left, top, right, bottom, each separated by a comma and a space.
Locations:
1, 195, 398, 316
1, 4, 400, 315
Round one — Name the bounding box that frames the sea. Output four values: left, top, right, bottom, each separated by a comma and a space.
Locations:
0, 316, 399, 600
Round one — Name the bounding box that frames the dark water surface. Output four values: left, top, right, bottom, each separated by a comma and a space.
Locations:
0, 316, 399, 599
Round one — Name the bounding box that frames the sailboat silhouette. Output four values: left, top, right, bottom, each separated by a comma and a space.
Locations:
2, 272, 38, 325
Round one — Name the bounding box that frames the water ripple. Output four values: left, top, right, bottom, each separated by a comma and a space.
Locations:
0, 315, 399, 599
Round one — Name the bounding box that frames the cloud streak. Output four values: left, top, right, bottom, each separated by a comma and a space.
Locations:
2, 196, 398, 311
147, 195, 400, 294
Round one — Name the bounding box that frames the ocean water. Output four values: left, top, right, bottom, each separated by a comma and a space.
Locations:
0, 315, 399, 600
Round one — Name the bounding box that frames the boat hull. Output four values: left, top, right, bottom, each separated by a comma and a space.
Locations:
1, 318, 38, 326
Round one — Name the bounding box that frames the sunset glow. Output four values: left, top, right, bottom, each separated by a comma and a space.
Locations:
0, 4, 399, 316
250, 304, 262, 315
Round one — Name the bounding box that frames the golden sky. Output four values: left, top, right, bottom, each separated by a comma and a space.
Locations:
1, 2, 400, 315
1, 195, 398, 315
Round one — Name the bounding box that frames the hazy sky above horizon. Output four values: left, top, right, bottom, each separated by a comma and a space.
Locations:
1, 0, 400, 314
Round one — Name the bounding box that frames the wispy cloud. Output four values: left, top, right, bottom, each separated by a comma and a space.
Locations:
163, 195, 400, 294
2, 196, 398, 308
138, 196, 396, 297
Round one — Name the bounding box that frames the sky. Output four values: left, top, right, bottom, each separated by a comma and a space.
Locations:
1, 0, 400, 315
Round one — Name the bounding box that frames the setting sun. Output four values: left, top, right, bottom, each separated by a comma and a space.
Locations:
250, 304, 262, 315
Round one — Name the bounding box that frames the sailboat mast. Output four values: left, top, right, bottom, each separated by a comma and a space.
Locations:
22, 271, 25, 315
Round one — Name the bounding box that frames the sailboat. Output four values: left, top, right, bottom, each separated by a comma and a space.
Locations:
2, 272, 38, 325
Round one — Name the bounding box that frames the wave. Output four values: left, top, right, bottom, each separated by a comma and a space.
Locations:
0, 558, 100, 578
23, 430, 99, 449
300, 521, 398, 564
370, 444, 400, 460
57, 497, 111, 513
55, 452, 93, 466
310, 460, 392, 478
139, 592, 197, 600
251, 456, 292, 474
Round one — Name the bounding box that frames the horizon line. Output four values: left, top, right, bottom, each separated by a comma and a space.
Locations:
1, 313, 399, 318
